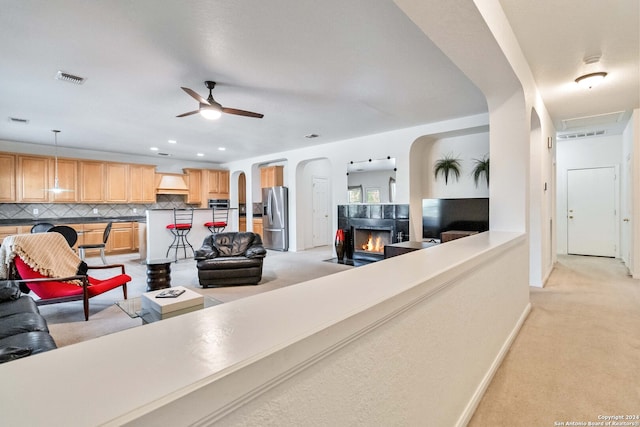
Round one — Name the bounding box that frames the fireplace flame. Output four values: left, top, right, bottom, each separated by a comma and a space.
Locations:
362, 234, 383, 253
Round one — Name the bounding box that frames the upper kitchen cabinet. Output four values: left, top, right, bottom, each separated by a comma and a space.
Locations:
129, 164, 156, 203
48, 158, 78, 203
79, 161, 105, 202
0, 154, 16, 202
184, 168, 203, 205
260, 166, 284, 188
105, 163, 129, 203
17, 155, 49, 202
207, 169, 229, 199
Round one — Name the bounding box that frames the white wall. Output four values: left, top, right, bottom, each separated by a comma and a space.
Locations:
223, 113, 490, 250
421, 131, 490, 199
621, 109, 640, 277
556, 135, 623, 255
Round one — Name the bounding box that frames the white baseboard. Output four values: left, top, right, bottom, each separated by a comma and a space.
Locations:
455, 302, 532, 427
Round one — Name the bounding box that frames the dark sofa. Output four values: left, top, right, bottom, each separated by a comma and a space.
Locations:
194, 232, 267, 287
0, 281, 57, 364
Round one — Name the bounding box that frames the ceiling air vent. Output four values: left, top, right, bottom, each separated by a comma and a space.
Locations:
558, 130, 606, 140
55, 71, 86, 85
8, 117, 29, 124
157, 152, 170, 156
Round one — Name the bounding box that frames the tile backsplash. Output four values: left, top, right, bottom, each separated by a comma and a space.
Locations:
0, 195, 192, 221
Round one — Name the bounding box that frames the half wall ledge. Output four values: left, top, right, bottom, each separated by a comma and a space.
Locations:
0, 231, 529, 427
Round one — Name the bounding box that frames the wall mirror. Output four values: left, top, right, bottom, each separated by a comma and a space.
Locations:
347, 157, 396, 203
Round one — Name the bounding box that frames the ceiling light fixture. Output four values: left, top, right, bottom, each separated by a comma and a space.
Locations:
168, 139, 177, 144
218, 147, 226, 151
200, 103, 222, 120
48, 130, 72, 194
575, 72, 607, 89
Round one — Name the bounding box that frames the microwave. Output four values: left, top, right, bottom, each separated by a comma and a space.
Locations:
208, 199, 230, 209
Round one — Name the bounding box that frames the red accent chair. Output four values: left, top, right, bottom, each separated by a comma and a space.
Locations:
204, 207, 229, 234
13, 257, 130, 321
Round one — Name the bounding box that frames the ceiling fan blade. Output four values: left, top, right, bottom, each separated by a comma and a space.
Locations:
221, 107, 264, 119
181, 87, 209, 105
176, 110, 200, 118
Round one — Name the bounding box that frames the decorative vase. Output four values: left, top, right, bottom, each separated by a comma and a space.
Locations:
335, 229, 345, 261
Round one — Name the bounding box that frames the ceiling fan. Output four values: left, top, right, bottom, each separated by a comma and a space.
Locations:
177, 81, 264, 120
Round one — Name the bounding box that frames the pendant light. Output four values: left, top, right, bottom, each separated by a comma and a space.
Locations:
49, 129, 71, 193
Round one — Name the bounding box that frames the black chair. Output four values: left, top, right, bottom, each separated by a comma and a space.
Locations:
166, 209, 194, 262
77, 222, 112, 264
30, 223, 54, 233
47, 225, 78, 247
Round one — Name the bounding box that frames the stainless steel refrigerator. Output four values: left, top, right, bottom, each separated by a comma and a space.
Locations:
262, 186, 289, 251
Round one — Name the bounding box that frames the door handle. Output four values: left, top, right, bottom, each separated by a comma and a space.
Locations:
623, 218, 630, 222
568, 216, 574, 219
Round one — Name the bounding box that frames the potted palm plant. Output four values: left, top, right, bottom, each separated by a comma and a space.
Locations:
471, 155, 490, 187
433, 154, 462, 185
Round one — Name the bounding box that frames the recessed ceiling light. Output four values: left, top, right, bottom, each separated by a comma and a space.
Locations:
218, 147, 226, 151
305, 133, 319, 139
150, 147, 159, 151
168, 140, 177, 144
196, 153, 204, 157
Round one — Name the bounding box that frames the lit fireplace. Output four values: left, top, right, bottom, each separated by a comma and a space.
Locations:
354, 227, 392, 256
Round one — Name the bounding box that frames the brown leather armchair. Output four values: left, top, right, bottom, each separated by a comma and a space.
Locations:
194, 232, 267, 287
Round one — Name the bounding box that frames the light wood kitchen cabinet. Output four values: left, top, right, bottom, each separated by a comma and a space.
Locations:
79, 161, 105, 202
0, 154, 16, 202
0, 225, 26, 245
48, 158, 78, 202
253, 217, 263, 237
17, 155, 49, 202
238, 173, 246, 203
239, 216, 247, 232
129, 164, 156, 203
260, 165, 284, 188
108, 222, 134, 253
207, 169, 230, 199
105, 163, 129, 203
184, 168, 203, 205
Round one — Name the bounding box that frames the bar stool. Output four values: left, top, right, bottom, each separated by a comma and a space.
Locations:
166, 208, 194, 262
204, 207, 229, 233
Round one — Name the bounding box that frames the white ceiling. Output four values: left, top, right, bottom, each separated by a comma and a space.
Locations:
499, 0, 639, 136
0, 1, 637, 164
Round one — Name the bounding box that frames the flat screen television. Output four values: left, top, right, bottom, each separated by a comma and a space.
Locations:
422, 198, 489, 240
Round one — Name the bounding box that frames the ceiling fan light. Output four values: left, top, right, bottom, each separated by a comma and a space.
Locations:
200, 105, 222, 120
575, 72, 607, 89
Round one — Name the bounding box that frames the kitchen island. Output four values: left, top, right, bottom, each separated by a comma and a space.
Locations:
145, 208, 236, 261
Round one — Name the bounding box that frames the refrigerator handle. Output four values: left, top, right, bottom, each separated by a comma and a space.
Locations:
268, 189, 274, 224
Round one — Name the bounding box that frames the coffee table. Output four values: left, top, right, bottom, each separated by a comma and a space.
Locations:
116, 286, 223, 324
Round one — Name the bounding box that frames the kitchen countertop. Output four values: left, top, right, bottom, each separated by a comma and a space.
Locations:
0, 216, 146, 226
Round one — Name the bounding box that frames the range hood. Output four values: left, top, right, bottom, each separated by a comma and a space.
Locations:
156, 173, 189, 195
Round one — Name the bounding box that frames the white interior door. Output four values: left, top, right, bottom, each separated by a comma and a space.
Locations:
312, 177, 329, 247
567, 167, 616, 257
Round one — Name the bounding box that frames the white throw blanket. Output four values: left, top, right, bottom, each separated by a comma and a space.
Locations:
0, 233, 82, 280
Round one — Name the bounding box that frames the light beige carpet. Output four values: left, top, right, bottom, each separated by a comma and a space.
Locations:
469, 255, 640, 426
